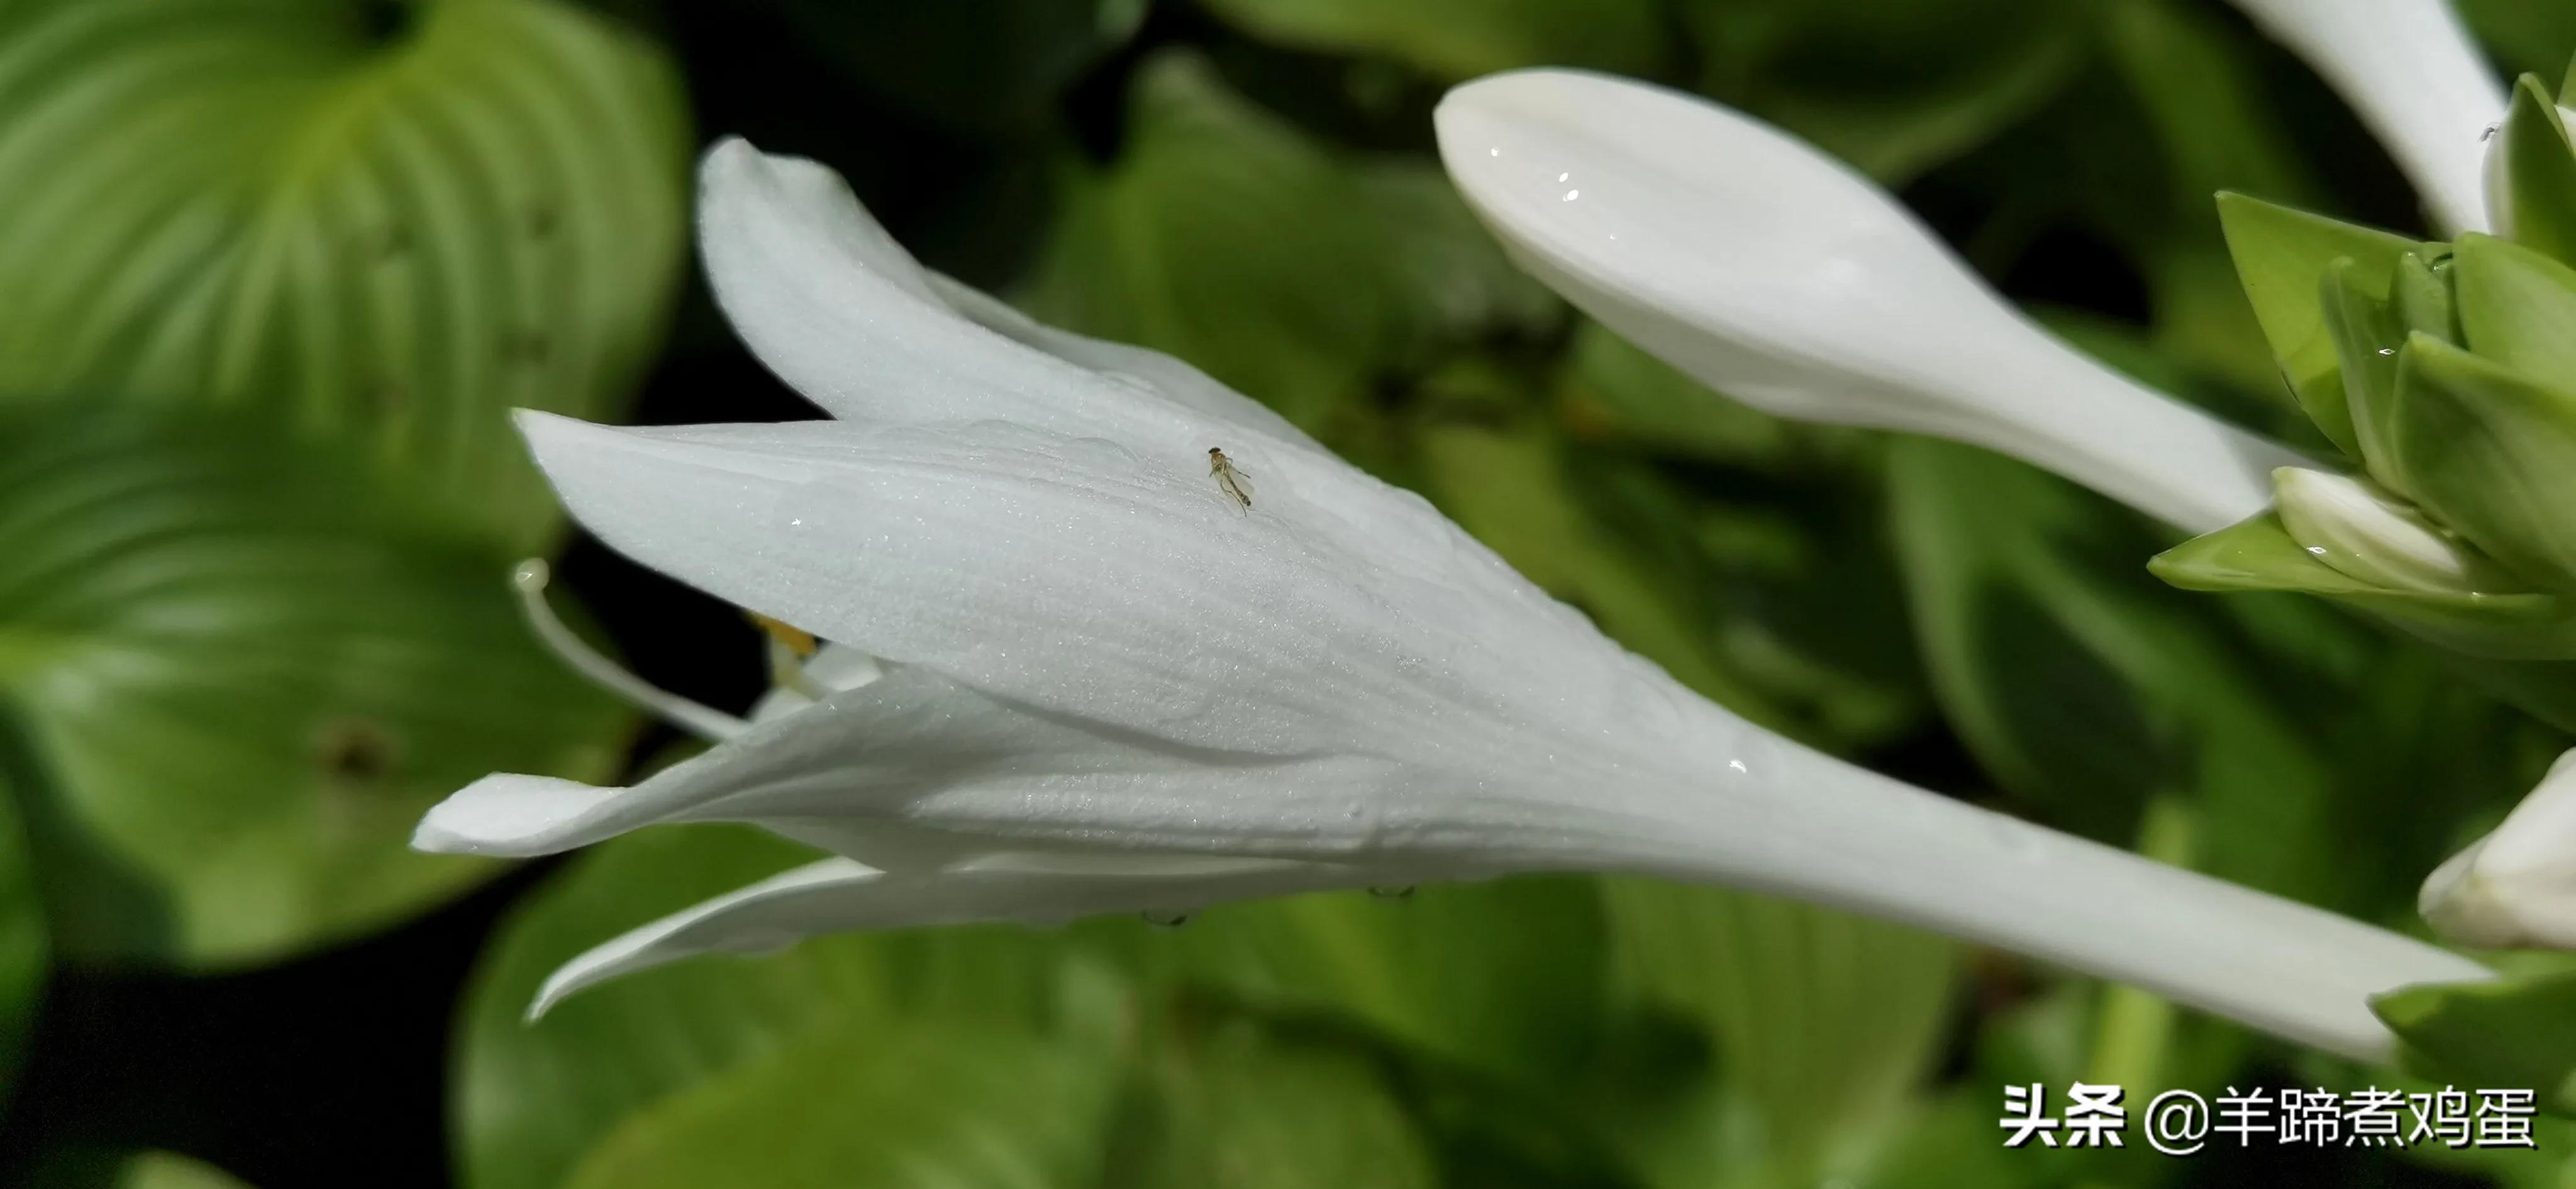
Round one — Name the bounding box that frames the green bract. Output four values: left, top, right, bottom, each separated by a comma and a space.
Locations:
2375, 964, 2576, 1116
2163, 66, 2576, 688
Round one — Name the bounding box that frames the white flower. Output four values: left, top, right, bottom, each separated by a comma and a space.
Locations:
1433, 70, 2304, 536
413, 140, 2485, 1059
2225, 0, 2503, 236
2422, 749, 2576, 950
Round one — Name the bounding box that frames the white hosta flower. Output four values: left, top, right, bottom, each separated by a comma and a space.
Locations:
2423, 749, 2576, 950
2273, 467, 2485, 593
2224, 0, 2502, 236
1433, 70, 2302, 536
413, 139, 2487, 1059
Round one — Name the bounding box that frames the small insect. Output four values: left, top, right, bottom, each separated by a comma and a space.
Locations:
1207, 446, 1255, 512
2484, 122, 2502, 141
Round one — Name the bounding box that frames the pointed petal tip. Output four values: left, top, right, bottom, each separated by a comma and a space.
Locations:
413, 773, 629, 858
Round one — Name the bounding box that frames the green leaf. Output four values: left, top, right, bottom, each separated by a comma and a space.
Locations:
458, 824, 1604, 1189
2096, 0, 2323, 211
0, 783, 40, 1106
563, 1022, 1119, 1189
1353, 163, 1565, 360
2149, 511, 2576, 661
2455, 0, 2576, 82
1682, 0, 2084, 185
1555, 321, 1811, 468
1020, 53, 1397, 433
2375, 967, 2576, 1114
1193, 0, 1670, 82
1411, 388, 1807, 738
2397, 333, 2576, 593
1114, 1027, 1436, 1189
118, 1155, 259, 1189
0, 0, 691, 553
1137, 878, 1610, 1086
1599, 882, 1958, 1173
21, 1152, 265, 1189
2455, 233, 2576, 382
453, 825, 1133, 1189
2215, 193, 2424, 433
1889, 440, 2340, 898
0, 404, 629, 966
2498, 75, 2576, 268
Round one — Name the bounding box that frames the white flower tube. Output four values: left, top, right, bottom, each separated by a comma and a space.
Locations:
414, 140, 2485, 1060
1434, 70, 2304, 536
2225, 0, 2503, 236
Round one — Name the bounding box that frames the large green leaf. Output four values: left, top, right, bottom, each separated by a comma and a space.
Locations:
1887, 439, 2338, 899
1598, 882, 1958, 1181
1111, 1026, 1436, 1189
0, 0, 689, 552
1021, 53, 1399, 433
457, 823, 1605, 1189
562, 1022, 1119, 1189
1192, 0, 1670, 82
0, 782, 40, 1105
0, 404, 629, 966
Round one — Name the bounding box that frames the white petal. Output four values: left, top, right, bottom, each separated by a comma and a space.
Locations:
697, 138, 1309, 447
2423, 748, 2576, 950
509, 410, 1717, 771
2226, 0, 2502, 235
526, 853, 1374, 1019
414, 664, 1522, 865
2273, 467, 2482, 592
1434, 69, 2301, 534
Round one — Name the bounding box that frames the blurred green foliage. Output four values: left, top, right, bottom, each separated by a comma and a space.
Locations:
0, 0, 2569, 1184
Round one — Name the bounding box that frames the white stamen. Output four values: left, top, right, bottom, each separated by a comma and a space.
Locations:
511, 558, 750, 741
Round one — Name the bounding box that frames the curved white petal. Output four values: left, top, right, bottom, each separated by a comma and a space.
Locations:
503, 411, 1709, 775
697, 138, 1311, 446
528, 854, 1370, 1019
2423, 748, 2576, 949
1434, 69, 2302, 534
2226, 0, 2502, 236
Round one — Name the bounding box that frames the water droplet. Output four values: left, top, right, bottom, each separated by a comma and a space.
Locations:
1562, 189, 1580, 201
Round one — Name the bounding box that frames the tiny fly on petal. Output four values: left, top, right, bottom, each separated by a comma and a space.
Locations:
1208, 447, 1254, 512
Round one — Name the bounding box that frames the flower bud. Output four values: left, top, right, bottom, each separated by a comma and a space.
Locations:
2272, 467, 2483, 594
2423, 748, 2576, 950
